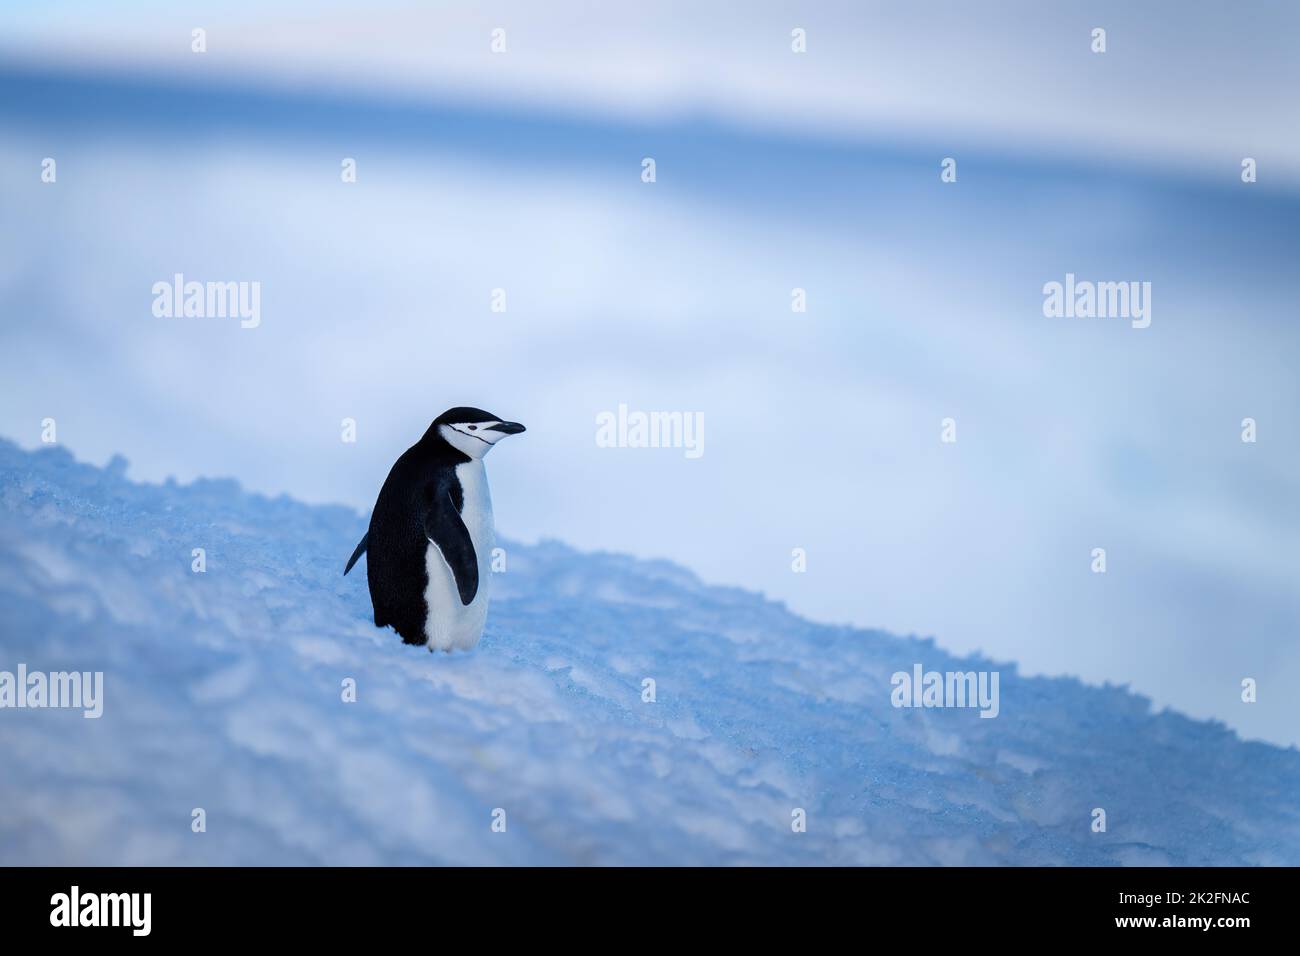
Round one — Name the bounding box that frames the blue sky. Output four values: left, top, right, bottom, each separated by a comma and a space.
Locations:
1, 4, 1297, 746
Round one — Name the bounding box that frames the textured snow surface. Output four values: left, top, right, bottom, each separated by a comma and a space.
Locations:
1, 439, 1297, 866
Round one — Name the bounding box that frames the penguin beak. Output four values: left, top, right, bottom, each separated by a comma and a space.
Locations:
487, 421, 526, 435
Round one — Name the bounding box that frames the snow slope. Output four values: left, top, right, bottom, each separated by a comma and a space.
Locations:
1, 438, 1297, 865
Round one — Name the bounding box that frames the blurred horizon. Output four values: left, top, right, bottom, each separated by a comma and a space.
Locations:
4, 0, 1300, 186
2, 2, 1298, 750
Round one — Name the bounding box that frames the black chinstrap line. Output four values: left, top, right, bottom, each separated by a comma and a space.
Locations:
448, 424, 494, 446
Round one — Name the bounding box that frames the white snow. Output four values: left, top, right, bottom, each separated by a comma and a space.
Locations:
1, 439, 1297, 865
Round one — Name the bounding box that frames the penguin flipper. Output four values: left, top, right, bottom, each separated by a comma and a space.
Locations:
424, 492, 479, 606
344, 532, 368, 576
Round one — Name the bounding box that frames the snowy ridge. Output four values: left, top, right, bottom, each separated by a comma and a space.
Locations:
1, 439, 1297, 865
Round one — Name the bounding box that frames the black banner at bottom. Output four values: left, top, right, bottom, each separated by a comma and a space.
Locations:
0, 866, 1272, 941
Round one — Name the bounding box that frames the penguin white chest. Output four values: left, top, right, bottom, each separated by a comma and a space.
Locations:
423, 461, 495, 652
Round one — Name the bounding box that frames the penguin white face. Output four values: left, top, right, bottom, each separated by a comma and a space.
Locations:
439, 418, 526, 460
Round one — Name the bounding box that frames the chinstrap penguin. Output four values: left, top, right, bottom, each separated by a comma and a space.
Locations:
344, 407, 525, 651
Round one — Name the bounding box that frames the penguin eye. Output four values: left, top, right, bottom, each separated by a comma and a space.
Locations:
467, 425, 478, 431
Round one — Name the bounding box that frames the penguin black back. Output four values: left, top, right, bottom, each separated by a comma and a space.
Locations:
364, 437, 470, 643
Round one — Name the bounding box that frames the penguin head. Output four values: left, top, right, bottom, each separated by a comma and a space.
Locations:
432, 406, 526, 459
